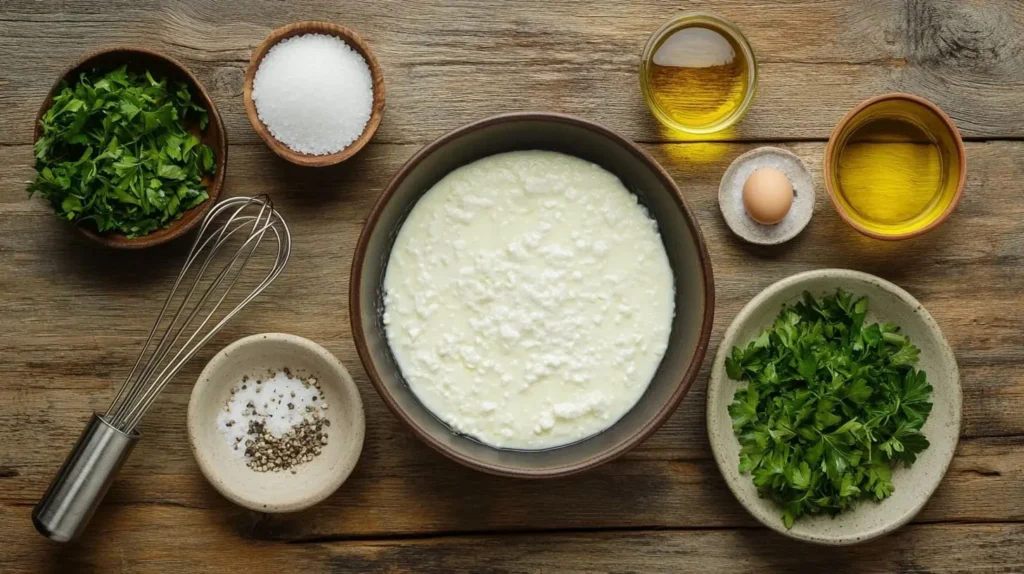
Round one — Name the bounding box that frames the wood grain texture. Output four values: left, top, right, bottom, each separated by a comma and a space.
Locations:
2, 1, 1024, 145
1, 504, 1022, 573
2, 140, 1023, 547
2, 0, 1024, 571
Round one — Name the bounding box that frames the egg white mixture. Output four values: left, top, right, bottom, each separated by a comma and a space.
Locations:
383, 150, 675, 449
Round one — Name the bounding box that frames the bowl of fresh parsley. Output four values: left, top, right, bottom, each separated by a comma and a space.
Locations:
707, 269, 961, 545
30, 47, 227, 248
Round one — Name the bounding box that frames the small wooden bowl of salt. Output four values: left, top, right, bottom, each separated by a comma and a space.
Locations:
244, 21, 385, 167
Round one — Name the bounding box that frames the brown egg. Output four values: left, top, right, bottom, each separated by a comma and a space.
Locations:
742, 167, 793, 225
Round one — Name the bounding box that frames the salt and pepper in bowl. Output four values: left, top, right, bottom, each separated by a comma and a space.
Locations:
187, 333, 365, 513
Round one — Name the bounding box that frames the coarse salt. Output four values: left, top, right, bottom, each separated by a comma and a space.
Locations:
216, 370, 329, 461
252, 33, 373, 155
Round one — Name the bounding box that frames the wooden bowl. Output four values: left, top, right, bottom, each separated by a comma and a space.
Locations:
34, 47, 227, 249
823, 93, 966, 240
243, 21, 386, 167
350, 113, 715, 478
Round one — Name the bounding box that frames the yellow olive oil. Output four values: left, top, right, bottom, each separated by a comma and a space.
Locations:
641, 15, 756, 134
828, 96, 964, 238
837, 119, 943, 225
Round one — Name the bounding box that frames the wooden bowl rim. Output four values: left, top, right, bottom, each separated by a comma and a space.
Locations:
33, 46, 227, 249
822, 92, 967, 241
243, 21, 386, 167
349, 111, 716, 478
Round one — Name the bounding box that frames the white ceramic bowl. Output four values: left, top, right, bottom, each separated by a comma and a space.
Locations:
707, 269, 961, 545
188, 333, 365, 513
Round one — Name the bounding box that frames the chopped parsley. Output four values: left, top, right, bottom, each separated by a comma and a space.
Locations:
29, 65, 215, 238
727, 290, 933, 528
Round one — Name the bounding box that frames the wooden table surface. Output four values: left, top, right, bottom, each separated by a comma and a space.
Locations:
2, 1, 1023, 572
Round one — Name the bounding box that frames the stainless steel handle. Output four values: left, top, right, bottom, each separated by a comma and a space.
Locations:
32, 413, 140, 542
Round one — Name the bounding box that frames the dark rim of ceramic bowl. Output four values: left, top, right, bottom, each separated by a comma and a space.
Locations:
350, 112, 716, 478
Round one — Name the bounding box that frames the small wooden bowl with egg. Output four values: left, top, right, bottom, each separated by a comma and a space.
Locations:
243, 21, 386, 167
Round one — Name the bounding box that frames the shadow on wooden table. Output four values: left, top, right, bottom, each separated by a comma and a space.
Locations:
234, 140, 388, 213
729, 522, 937, 572
54, 234, 186, 286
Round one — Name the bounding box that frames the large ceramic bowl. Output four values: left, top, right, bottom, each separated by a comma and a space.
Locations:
351, 112, 715, 478
707, 269, 961, 544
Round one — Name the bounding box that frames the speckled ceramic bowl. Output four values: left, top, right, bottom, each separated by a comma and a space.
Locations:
718, 146, 815, 245
188, 333, 365, 513
707, 269, 961, 545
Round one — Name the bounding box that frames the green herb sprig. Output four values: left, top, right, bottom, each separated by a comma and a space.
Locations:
726, 290, 933, 528
29, 65, 216, 238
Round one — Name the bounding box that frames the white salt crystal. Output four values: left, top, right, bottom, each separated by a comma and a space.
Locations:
252, 33, 373, 155
216, 370, 328, 458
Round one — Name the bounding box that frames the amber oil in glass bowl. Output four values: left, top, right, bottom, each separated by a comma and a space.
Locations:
640, 13, 758, 135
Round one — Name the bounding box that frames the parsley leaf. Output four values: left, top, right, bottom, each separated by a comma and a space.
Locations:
28, 65, 215, 238
727, 290, 933, 527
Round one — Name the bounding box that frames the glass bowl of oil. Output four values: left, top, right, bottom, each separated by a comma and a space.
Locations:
824, 93, 966, 240
640, 13, 758, 135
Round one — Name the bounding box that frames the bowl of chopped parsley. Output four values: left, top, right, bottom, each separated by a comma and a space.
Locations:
30, 47, 227, 248
707, 269, 961, 545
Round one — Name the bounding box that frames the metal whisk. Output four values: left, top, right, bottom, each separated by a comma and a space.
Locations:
33, 195, 291, 542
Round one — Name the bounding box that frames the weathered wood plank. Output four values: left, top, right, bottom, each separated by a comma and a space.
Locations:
1, 0, 1023, 145
3, 1, 1023, 570
0, 503, 1021, 573
1, 141, 1022, 541
3, 141, 1022, 436
1, 414, 1019, 537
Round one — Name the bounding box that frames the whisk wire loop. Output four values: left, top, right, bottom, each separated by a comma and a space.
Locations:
106, 195, 291, 432
35, 195, 290, 542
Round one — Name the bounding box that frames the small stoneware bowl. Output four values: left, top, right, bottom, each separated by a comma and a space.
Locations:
35, 47, 227, 249
188, 333, 365, 513
707, 269, 961, 545
351, 112, 715, 478
243, 21, 386, 167
718, 146, 815, 245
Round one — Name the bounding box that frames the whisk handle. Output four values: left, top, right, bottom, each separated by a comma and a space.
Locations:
32, 413, 139, 542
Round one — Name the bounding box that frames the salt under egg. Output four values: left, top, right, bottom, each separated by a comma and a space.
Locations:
742, 167, 793, 225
